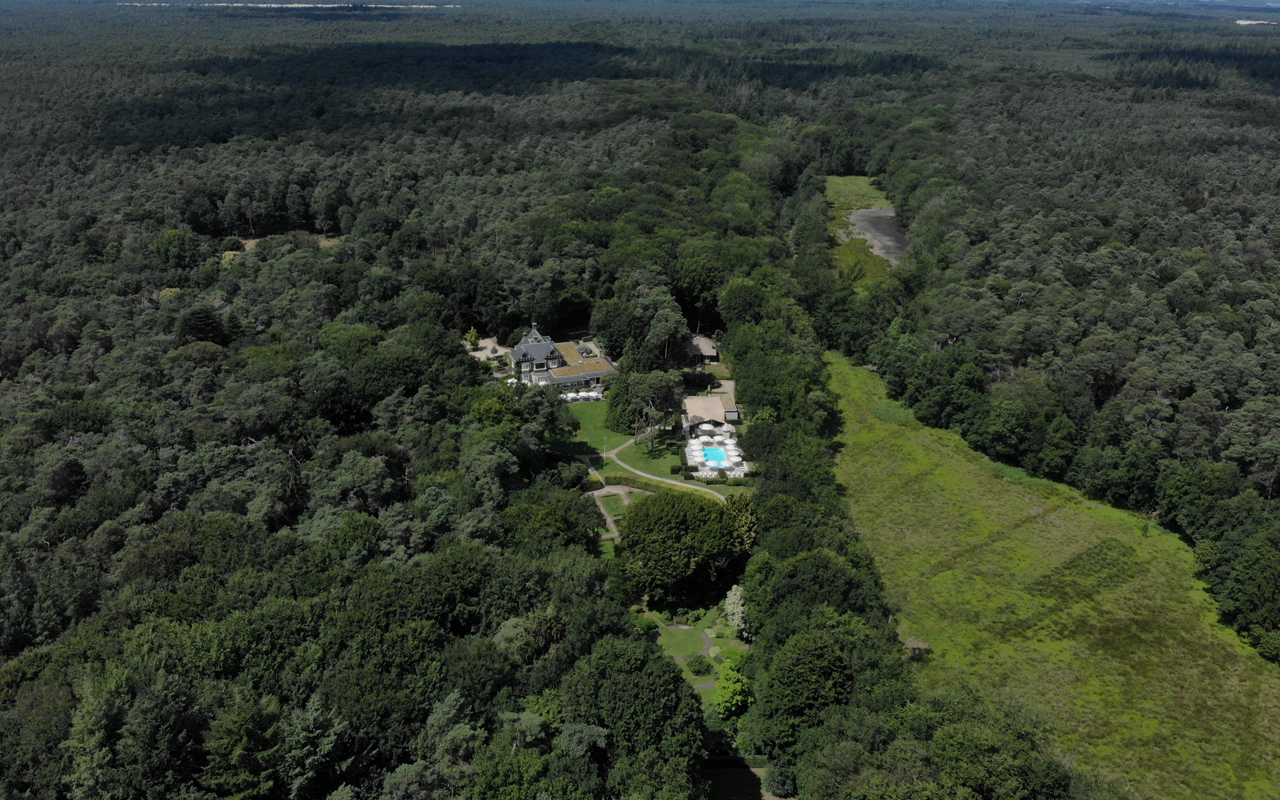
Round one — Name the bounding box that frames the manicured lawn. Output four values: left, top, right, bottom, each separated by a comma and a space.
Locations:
596, 459, 629, 479
597, 448, 705, 497
613, 440, 753, 499
705, 362, 732, 379
693, 606, 719, 628
826, 175, 894, 285
826, 353, 1280, 800
599, 494, 629, 520
648, 607, 752, 704
554, 401, 613, 455
616, 436, 683, 477
657, 624, 706, 660
596, 538, 616, 560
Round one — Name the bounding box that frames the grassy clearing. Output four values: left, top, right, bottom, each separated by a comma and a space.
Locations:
833, 236, 892, 285
656, 621, 713, 692
657, 625, 706, 660
648, 607, 751, 703
825, 353, 1280, 800
599, 494, 629, 520
616, 437, 683, 476
596, 538, 616, 559
826, 176, 894, 285
554, 401, 612, 455
826, 175, 892, 214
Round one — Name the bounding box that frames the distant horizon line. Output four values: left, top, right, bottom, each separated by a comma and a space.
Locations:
115, 2, 461, 8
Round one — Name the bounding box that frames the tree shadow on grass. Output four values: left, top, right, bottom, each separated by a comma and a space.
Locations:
703, 761, 770, 800
632, 434, 684, 461
551, 437, 602, 458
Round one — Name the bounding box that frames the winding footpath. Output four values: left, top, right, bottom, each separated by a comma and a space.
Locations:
588, 485, 650, 539
590, 438, 728, 503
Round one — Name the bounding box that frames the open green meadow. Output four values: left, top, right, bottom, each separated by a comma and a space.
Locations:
599, 493, 630, 520
825, 176, 894, 285
658, 624, 707, 660
555, 400, 612, 455
827, 354, 1280, 800
826, 175, 892, 214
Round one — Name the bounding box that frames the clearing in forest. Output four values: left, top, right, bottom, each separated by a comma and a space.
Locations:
643, 606, 749, 703
556, 400, 614, 455
826, 354, 1280, 800
825, 175, 901, 282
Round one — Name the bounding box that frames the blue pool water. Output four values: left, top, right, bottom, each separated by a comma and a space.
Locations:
703, 447, 727, 462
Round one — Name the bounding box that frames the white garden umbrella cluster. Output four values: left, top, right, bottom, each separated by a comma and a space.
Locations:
562, 391, 603, 402
723, 439, 744, 464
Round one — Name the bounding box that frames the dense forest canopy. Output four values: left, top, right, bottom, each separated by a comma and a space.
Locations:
0, 0, 1278, 797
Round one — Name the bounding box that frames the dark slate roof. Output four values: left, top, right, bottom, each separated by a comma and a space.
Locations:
511, 340, 559, 362
520, 326, 550, 345
510, 325, 559, 363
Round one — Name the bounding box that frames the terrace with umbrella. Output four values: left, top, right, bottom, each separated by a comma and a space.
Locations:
681, 397, 750, 478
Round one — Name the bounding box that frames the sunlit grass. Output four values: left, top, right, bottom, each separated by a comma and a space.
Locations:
826, 175, 892, 214
615, 436, 682, 475
826, 353, 1280, 800
554, 400, 612, 455
826, 176, 894, 286
597, 457, 702, 497
597, 538, 616, 559
648, 607, 751, 703
657, 624, 706, 660
612, 439, 752, 498
599, 494, 629, 520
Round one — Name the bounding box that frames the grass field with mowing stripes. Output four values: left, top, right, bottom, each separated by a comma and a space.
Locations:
827, 353, 1280, 800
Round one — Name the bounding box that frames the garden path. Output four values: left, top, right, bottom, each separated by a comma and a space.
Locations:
605, 451, 726, 503
588, 485, 654, 539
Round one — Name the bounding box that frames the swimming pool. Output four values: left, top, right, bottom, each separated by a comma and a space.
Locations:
703, 447, 727, 462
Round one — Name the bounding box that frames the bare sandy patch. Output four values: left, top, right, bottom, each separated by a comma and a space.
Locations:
845, 207, 908, 266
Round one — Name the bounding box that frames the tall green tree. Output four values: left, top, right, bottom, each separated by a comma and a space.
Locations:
617, 491, 747, 605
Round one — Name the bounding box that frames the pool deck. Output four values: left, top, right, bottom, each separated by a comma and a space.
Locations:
686, 438, 749, 478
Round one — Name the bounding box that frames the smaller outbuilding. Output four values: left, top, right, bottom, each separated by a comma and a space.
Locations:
682, 395, 727, 438
687, 334, 718, 364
